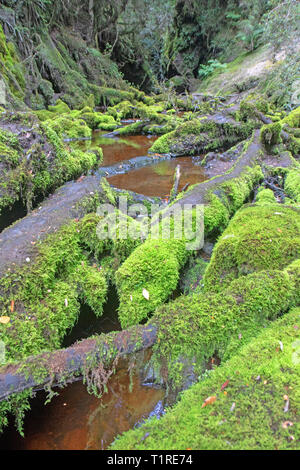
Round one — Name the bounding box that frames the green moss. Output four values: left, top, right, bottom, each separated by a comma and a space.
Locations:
111, 307, 300, 450
100, 178, 117, 205
116, 236, 189, 328
48, 99, 71, 114
150, 118, 253, 155
204, 204, 300, 293
42, 115, 92, 140
284, 169, 300, 204
282, 107, 300, 129
260, 122, 282, 147
0, 24, 26, 103
256, 188, 277, 205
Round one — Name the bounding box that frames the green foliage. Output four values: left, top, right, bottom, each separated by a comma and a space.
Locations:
198, 60, 227, 79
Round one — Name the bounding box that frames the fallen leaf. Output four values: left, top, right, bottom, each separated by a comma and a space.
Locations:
282, 421, 293, 429
0, 316, 10, 324
10, 300, 15, 313
202, 396, 217, 408
230, 402, 236, 412
142, 288, 150, 300
221, 380, 229, 391
279, 341, 283, 351
65, 298, 68, 307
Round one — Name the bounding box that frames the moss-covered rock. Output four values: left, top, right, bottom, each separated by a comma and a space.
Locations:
204, 204, 300, 293
284, 169, 300, 204
150, 117, 253, 156
260, 122, 282, 147
111, 306, 300, 450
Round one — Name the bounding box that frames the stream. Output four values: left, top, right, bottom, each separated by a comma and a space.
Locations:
0, 130, 208, 450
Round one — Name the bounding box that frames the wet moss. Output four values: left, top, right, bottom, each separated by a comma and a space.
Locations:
111, 306, 300, 450
150, 117, 253, 155
204, 204, 300, 293
284, 169, 300, 204
260, 122, 282, 147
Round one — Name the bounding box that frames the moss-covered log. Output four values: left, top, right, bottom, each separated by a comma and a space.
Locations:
0, 324, 157, 402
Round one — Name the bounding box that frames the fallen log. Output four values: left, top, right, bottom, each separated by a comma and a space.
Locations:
0, 324, 157, 400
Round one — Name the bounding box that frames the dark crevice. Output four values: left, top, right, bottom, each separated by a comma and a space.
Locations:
62, 284, 121, 348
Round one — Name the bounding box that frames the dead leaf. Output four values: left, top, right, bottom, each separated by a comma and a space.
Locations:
0, 316, 10, 324
142, 288, 150, 300
279, 341, 283, 351
221, 380, 229, 391
202, 396, 216, 408
282, 421, 293, 429
10, 300, 15, 313
64, 298, 68, 307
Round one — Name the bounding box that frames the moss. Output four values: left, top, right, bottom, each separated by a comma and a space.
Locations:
111, 307, 300, 450
42, 115, 92, 140
204, 204, 300, 293
0, 212, 110, 362
48, 99, 71, 114
0, 24, 26, 104
116, 236, 189, 328
260, 122, 282, 147
100, 177, 117, 206
79, 112, 117, 131
180, 257, 208, 295
115, 164, 263, 328
72, 261, 107, 314
256, 188, 277, 205
150, 118, 253, 155
203, 164, 264, 236
98, 87, 135, 106
282, 107, 300, 129
284, 169, 300, 204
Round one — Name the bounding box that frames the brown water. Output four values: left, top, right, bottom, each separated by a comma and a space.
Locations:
108, 156, 206, 198
0, 366, 164, 450
76, 132, 157, 166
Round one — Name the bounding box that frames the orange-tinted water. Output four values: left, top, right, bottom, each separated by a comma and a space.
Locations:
76, 132, 157, 166
0, 367, 164, 450
108, 156, 206, 197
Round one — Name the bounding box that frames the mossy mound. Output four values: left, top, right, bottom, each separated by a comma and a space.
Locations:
116, 236, 189, 329
111, 307, 300, 450
284, 169, 300, 204
204, 204, 300, 293
150, 117, 253, 155
149, 261, 299, 387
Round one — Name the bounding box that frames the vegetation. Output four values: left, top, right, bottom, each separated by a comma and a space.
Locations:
0, 0, 299, 452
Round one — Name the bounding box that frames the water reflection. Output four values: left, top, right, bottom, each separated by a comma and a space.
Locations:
108, 156, 206, 197
74, 132, 157, 167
